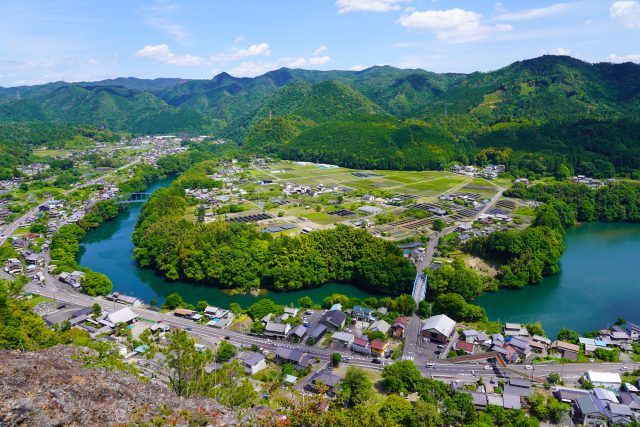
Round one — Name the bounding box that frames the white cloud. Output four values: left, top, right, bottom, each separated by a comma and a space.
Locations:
313, 46, 328, 56
135, 42, 270, 66
542, 47, 572, 55
610, 1, 640, 28
144, 1, 189, 42
336, 0, 409, 14
230, 57, 308, 76
135, 44, 206, 65
493, 3, 573, 21
87, 59, 99, 65
397, 8, 512, 43
606, 53, 640, 62
349, 64, 367, 71
309, 55, 331, 65
234, 35, 245, 44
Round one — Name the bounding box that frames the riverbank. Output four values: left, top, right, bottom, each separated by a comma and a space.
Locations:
476, 222, 640, 337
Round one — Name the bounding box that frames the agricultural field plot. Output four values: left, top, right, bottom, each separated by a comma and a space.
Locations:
401, 176, 469, 192
32, 149, 73, 158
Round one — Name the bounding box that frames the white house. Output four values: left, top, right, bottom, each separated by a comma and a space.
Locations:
585, 371, 622, 388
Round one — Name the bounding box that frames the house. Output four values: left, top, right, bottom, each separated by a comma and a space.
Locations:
608, 402, 634, 425
307, 325, 327, 343
351, 337, 371, 355
463, 329, 478, 343
4, 258, 22, 275
391, 317, 408, 338
420, 314, 456, 344
368, 319, 391, 335
101, 307, 137, 327
264, 321, 291, 338
625, 322, 640, 340
504, 323, 529, 337
275, 347, 311, 368
594, 388, 618, 403
23, 251, 45, 267
290, 325, 308, 341
174, 308, 196, 318
329, 303, 343, 312
203, 306, 234, 321
332, 332, 355, 348
461, 391, 488, 409
552, 340, 580, 360
585, 371, 622, 389
370, 339, 388, 356
306, 372, 341, 395
150, 322, 170, 334
351, 306, 374, 322
454, 340, 475, 355
502, 394, 522, 410
237, 351, 267, 375
574, 395, 610, 426
322, 310, 347, 330
284, 306, 299, 317
503, 378, 531, 398
506, 337, 532, 359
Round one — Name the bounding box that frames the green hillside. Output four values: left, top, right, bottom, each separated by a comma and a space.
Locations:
1, 55, 640, 175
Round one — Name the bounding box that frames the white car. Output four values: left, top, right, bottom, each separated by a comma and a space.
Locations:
620, 366, 629, 371
524, 365, 534, 370
426, 362, 435, 368
484, 365, 492, 370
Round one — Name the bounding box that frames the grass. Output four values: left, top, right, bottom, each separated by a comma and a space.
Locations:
402, 177, 468, 192
25, 294, 54, 308
513, 206, 536, 216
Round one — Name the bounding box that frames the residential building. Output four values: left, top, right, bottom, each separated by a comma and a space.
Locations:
368, 319, 391, 335
454, 340, 475, 355
322, 310, 347, 330
332, 332, 355, 348
307, 325, 327, 343
504, 323, 529, 337
370, 339, 389, 356
351, 337, 371, 355
552, 340, 580, 360
351, 306, 374, 322
264, 321, 291, 338
585, 371, 622, 389
391, 317, 408, 338
275, 347, 311, 368
174, 308, 196, 318
463, 330, 478, 343
290, 325, 307, 341
101, 307, 137, 328
306, 372, 341, 395
237, 351, 267, 375
420, 314, 456, 344
574, 395, 610, 426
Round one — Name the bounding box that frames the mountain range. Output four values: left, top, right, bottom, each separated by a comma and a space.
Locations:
1, 55, 640, 173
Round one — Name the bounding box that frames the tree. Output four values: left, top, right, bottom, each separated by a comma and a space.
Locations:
432, 219, 446, 231
229, 302, 242, 316
164, 330, 211, 397
547, 397, 570, 423
91, 303, 102, 317
338, 367, 373, 407
410, 400, 441, 427
418, 300, 431, 318
215, 340, 237, 362
529, 393, 549, 420
149, 298, 158, 307
196, 300, 209, 313
556, 328, 579, 343
331, 352, 342, 367
246, 299, 283, 321
379, 394, 413, 426
81, 271, 112, 296
298, 296, 314, 308
547, 372, 562, 385
162, 292, 193, 310
382, 360, 423, 394
525, 321, 545, 337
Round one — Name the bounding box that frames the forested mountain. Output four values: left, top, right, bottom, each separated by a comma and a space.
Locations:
1, 55, 640, 174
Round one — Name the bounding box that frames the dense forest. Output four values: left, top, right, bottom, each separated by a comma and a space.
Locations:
132, 163, 415, 294
1, 56, 640, 175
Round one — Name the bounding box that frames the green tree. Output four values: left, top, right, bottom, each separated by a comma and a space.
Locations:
81, 271, 112, 296
547, 372, 562, 385
91, 303, 102, 317
162, 292, 193, 310
229, 302, 242, 316
556, 328, 579, 343
164, 330, 211, 397
410, 400, 441, 427
382, 360, 423, 394
215, 340, 237, 362
432, 219, 446, 231
331, 352, 342, 367
196, 300, 209, 313
298, 296, 314, 308
379, 394, 413, 426
338, 367, 373, 407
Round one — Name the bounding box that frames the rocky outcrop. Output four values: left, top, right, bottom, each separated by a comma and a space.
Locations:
0, 345, 268, 426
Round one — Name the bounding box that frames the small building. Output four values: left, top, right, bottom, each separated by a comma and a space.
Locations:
307, 325, 327, 343
462, 329, 478, 343
101, 307, 137, 327
237, 351, 267, 375
420, 314, 456, 344
357, 206, 382, 215
275, 347, 311, 368
368, 319, 391, 335
290, 325, 308, 341
504, 323, 529, 337
351, 306, 374, 322
264, 321, 291, 338
174, 308, 196, 318
391, 317, 408, 338
351, 337, 371, 355
332, 332, 355, 348
454, 340, 475, 355
585, 371, 622, 389
370, 339, 389, 356
284, 306, 299, 317
322, 310, 347, 330
552, 340, 580, 360
306, 372, 341, 395
574, 395, 610, 426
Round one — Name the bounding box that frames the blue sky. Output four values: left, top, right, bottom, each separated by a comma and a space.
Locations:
1, 0, 639, 86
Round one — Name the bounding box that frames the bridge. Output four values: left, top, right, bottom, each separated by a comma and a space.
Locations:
411, 272, 427, 303
115, 192, 152, 204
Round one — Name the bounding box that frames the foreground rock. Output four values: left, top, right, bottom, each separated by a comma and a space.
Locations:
0, 345, 269, 426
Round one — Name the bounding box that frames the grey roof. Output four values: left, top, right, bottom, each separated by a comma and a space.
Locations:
502, 394, 522, 409
265, 321, 289, 334
608, 402, 632, 416
311, 372, 341, 388
308, 324, 327, 339
324, 310, 346, 327
503, 384, 531, 397
509, 378, 531, 388
291, 325, 307, 337
421, 314, 456, 337
238, 351, 265, 367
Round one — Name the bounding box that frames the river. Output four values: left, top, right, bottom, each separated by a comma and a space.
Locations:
77, 176, 379, 307
475, 222, 640, 338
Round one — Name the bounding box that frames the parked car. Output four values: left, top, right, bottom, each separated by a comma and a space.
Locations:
524, 365, 534, 370
484, 365, 492, 370
620, 366, 629, 371
426, 362, 435, 368
372, 358, 383, 364
437, 344, 444, 349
